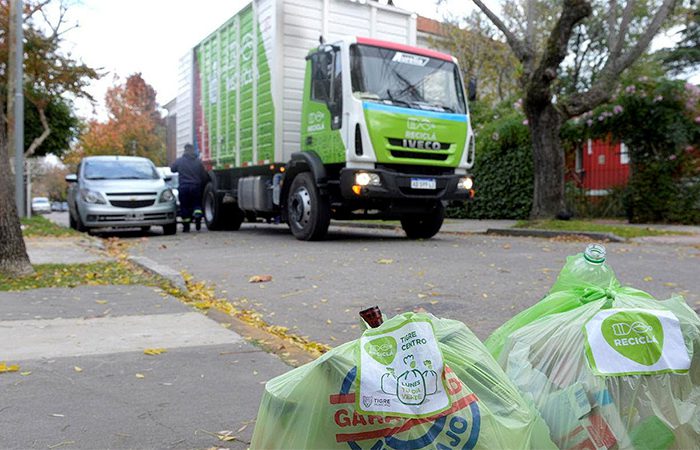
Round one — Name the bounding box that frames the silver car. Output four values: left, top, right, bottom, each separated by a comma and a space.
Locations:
66, 156, 177, 234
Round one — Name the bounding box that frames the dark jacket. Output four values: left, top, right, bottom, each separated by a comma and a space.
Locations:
171, 153, 208, 187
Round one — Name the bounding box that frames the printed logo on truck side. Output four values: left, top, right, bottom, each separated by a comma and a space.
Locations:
331, 366, 481, 450
585, 308, 690, 375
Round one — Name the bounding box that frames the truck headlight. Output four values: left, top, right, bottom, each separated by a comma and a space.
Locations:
159, 189, 174, 203
355, 172, 381, 186
80, 189, 106, 204
458, 176, 473, 190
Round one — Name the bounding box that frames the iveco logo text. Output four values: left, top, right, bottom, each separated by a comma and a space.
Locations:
402, 139, 441, 150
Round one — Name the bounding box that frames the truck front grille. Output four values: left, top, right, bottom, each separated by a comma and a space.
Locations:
389, 150, 449, 161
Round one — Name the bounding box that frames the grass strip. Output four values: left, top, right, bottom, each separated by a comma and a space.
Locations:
0, 261, 160, 291
21, 215, 79, 238
515, 219, 688, 239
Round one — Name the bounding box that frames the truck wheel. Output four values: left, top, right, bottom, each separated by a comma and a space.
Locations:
401, 202, 445, 239
203, 183, 244, 231
287, 172, 330, 241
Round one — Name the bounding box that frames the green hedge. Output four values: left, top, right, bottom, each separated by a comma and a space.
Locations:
448, 110, 533, 219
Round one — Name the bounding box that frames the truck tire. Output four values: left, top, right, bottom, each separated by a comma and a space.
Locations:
287, 172, 330, 241
400, 202, 445, 239
203, 183, 244, 231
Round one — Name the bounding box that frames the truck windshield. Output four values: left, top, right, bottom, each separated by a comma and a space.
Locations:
84, 160, 159, 180
350, 44, 466, 114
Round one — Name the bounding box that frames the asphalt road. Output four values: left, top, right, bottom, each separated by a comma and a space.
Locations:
117, 221, 700, 348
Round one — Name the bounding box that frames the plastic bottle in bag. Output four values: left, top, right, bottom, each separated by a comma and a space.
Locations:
550, 243, 616, 293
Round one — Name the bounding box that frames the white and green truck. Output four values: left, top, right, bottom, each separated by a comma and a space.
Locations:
175, 0, 475, 240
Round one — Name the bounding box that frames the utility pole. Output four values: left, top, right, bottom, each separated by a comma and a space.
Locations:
8, 0, 25, 217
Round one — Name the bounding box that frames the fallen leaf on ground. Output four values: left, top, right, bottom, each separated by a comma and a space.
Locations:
95, 300, 108, 305
376, 258, 394, 264
20, 371, 31, 376
144, 348, 167, 356
74, 366, 83, 372
216, 430, 237, 442
249, 274, 273, 283
663, 282, 677, 287
0, 362, 20, 373
429, 300, 439, 305
135, 373, 145, 379
643, 276, 653, 282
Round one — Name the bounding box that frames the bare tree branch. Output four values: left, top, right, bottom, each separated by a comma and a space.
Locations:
472, 0, 531, 63
24, 106, 51, 157
611, 0, 637, 58
529, 0, 591, 98
562, 0, 678, 117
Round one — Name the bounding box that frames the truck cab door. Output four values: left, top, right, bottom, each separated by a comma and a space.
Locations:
301, 47, 345, 164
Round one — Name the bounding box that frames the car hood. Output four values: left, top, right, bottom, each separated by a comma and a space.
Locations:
83, 179, 166, 193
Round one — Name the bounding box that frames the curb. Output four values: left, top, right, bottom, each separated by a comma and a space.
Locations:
128, 255, 189, 292
486, 227, 625, 242
331, 221, 399, 231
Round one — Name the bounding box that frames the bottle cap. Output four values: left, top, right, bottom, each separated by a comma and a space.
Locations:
360, 306, 383, 328
584, 243, 606, 264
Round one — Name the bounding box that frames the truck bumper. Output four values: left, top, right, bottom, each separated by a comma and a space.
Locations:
339, 168, 474, 201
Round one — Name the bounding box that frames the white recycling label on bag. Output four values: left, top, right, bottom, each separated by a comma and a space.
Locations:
584, 308, 690, 376
357, 317, 450, 418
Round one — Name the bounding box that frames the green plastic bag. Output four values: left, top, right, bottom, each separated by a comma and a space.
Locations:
488, 245, 700, 449
251, 312, 555, 449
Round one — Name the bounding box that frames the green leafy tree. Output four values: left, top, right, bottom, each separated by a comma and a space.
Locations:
0, 0, 99, 277
472, 0, 679, 219
573, 78, 700, 222
74, 73, 166, 165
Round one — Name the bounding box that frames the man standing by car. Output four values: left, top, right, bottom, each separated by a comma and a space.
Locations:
170, 144, 208, 232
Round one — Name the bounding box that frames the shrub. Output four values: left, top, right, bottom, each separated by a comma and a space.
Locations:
448, 104, 533, 219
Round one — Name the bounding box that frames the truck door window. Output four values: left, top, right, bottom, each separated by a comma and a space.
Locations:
310, 49, 342, 130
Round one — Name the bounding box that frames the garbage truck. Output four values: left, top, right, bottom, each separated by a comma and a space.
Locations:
174, 0, 475, 240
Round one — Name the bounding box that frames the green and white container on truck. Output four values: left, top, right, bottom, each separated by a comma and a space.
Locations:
175, 0, 475, 240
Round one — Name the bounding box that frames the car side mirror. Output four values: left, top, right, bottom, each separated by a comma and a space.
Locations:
65, 174, 77, 183
164, 176, 172, 182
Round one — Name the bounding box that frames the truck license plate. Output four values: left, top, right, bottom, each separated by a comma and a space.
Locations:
410, 178, 436, 190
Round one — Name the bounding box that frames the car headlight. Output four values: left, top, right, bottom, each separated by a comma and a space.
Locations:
79, 188, 106, 204
159, 189, 175, 203
355, 172, 381, 186
457, 176, 474, 190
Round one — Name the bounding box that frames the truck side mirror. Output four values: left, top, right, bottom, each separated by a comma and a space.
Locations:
65, 174, 77, 183
468, 77, 477, 102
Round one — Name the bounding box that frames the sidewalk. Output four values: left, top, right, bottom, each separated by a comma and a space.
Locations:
0, 237, 291, 449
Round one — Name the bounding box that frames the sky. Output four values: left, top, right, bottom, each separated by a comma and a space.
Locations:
53, 0, 692, 122
57, 0, 475, 120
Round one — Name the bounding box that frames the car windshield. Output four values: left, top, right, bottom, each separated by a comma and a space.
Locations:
33, 198, 49, 204
165, 173, 179, 189
350, 44, 466, 114
84, 160, 159, 180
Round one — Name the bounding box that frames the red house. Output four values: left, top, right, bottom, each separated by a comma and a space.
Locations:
569, 138, 630, 195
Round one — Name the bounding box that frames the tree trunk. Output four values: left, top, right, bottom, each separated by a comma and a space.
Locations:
0, 147, 34, 277
527, 103, 566, 219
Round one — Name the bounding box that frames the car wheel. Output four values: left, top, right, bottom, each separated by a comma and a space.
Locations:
74, 209, 87, 233
69, 212, 77, 230
162, 223, 177, 235
400, 202, 445, 239
141, 226, 151, 232
286, 172, 330, 241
